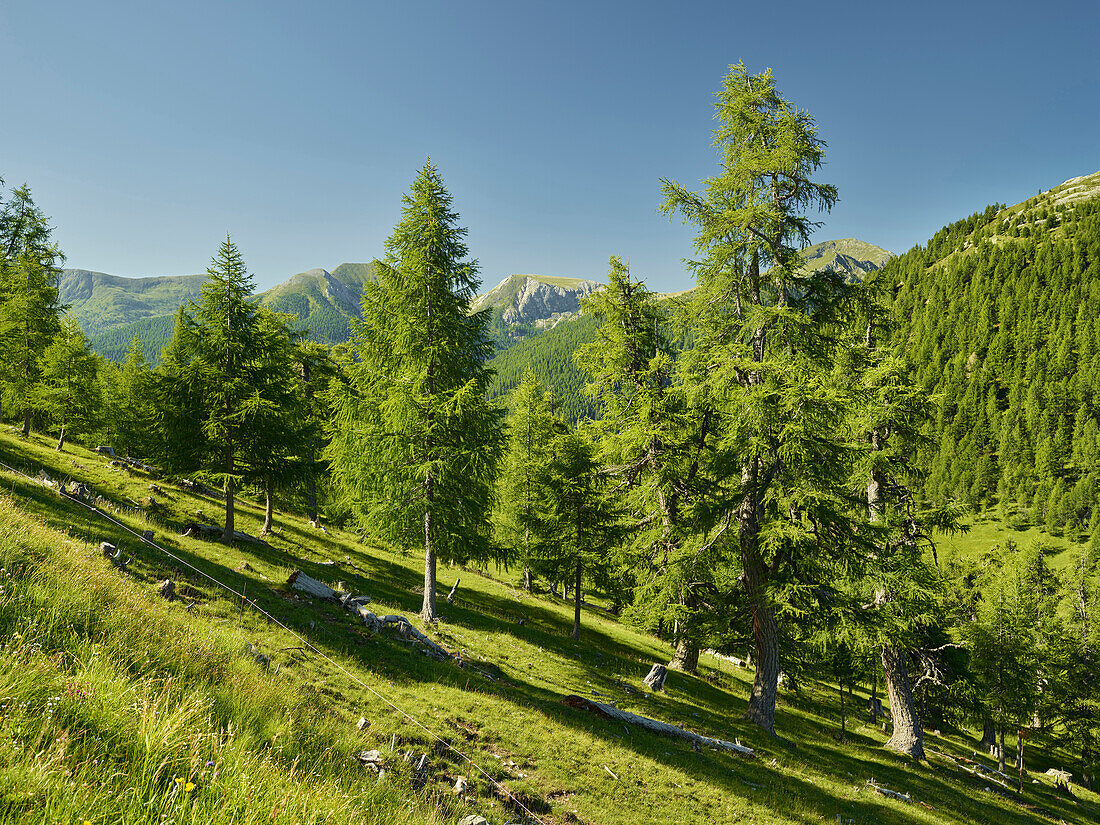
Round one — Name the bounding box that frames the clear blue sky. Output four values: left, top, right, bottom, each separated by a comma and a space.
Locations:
2, 0, 1097, 293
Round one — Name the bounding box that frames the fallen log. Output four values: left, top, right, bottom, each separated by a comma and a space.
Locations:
867, 779, 911, 802
446, 578, 460, 604
287, 570, 339, 600
562, 694, 753, 756
182, 522, 269, 546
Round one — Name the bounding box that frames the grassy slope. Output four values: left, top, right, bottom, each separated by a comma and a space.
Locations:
0, 429, 1096, 825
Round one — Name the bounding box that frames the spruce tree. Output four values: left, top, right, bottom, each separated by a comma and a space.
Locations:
327, 162, 502, 622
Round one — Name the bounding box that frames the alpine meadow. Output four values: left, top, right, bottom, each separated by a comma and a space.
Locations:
3, 14, 1100, 825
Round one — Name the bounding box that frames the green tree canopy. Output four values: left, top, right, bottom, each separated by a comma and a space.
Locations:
326, 162, 503, 622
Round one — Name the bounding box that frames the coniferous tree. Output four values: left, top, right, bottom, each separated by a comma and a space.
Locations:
0, 183, 64, 434
661, 63, 864, 735
534, 423, 621, 640
576, 256, 714, 671
496, 370, 557, 590
38, 314, 99, 451
327, 162, 502, 622
155, 238, 270, 541
113, 336, 155, 458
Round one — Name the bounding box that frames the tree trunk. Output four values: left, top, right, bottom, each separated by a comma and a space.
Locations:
882, 645, 925, 759
422, 476, 437, 623
306, 446, 318, 525
867, 394, 926, 760
669, 588, 700, 673
523, 565, 533, 591
1016, 729, 1025, 777
998, 726, 1006, 774
669, 634, 699, 673
870, 657, 880, 723
980, 714, 997, 755
744, 572, 780, 737
840, 681, 846, 738
262, 471, 274, 535
572, 558, 582, 640
223, 452, 235, 542
21, 408, 31, 437
55, 423, 66, 452
740, 454, 779, 736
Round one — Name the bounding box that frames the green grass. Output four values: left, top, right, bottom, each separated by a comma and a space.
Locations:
0, 428, 1096, 825
937, 510, 1090, 572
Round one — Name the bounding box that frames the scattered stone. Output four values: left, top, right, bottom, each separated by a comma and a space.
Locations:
357, 716, 369, 731
246, 643, 270, 667
457, 815, 488, 825
157, 579, 176, 600
100, 542, 130, 572
94, 445, 116, 456
142, 529, 154, 541
357, 749, 384, 768
453, 776, 469, 796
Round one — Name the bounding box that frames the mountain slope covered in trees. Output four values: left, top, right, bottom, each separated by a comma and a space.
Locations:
487, 238, 892, 421
881, 170, 1100, 546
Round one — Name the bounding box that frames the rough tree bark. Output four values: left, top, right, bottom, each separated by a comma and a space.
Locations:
572, 556, 582, 640
669, 589, 700, 673
980, 715, 997, 755
866, 318, 925, 760
669, 633, 700, 673
881, 645, 925, 759
262, 471, 274, 535
422, 472, 437, 622
222, 449, 236, 543
741, 454, 780, 737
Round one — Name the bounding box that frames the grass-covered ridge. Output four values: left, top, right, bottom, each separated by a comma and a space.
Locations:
0, 428, 1096, 825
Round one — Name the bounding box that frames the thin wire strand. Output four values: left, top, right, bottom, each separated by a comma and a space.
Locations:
0, 458, 546, 825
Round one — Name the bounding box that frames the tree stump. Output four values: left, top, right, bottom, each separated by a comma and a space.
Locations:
643, 663, 668, 691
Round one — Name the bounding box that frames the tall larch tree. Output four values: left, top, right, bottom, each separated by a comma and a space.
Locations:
39, 313, 100, 451
169, 238, 263, 541
661, 64, 865, 736
496, 370, 557, 590
327, 162, 502, 622
0, 182, 64, 435
576, 256, 714, 672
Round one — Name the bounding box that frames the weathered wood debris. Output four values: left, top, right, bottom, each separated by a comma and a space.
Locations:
287, 570, 338, 599
642, 663, 668, 691
286, 570, 455, 661
562, 694, 754, 756
867, 779, 911, 802
182, 522, 269, 546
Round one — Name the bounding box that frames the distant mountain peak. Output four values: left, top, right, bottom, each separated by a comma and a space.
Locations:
472, 273, 600, 328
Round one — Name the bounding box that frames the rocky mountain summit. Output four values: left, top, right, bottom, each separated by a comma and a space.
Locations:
471, 274, 601, 328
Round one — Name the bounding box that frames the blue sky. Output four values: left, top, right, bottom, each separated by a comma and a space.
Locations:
2, 0, 1097, 293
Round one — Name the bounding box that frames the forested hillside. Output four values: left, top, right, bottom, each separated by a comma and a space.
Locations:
883, 174, 1100, 544
59, 269, 206, 337
487, 311, 601, 420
